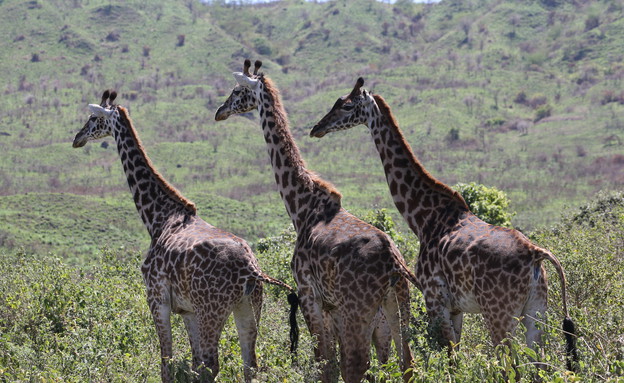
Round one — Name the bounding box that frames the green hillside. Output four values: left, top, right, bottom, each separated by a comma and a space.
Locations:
0, 0, 623, 258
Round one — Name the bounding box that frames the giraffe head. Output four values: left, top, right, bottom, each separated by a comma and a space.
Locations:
73, 90, 119, 148
310, 77, 374, 138
214, 59, 263, 121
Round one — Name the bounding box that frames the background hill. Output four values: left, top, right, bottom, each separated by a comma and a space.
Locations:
0, 0, 623, 260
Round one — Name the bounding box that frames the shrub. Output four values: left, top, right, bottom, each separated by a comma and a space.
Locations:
534, 104, 552, 122
453, 182, 516, 227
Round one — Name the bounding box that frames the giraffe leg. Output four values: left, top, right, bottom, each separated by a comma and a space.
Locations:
182, 312, 201, 370
422, 287, 457, 350
147, 296, 173, 383
338, 309, 376, 383
195, 307, 230, 382
381, 279, 413, 382
233, 284, 263, 382
521, 273, 548, 367
298, 289, 338, 383
371, 309, 391, 364
450, 311, 464, 349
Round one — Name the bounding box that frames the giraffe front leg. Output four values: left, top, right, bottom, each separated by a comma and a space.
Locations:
422, 286, 458, 351
146, 294, 174, 382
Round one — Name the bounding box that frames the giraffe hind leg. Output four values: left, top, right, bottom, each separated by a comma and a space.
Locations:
182, 312, 201, 370
381, 278, 414, 382
338, 309, 377, 383
371, 309, 391, 365
233, 284, 263, 382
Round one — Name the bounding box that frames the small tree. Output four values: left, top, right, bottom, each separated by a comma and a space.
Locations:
453, 182, 516, 228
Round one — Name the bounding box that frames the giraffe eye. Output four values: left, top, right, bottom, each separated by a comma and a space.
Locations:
342, 103, 355, 111
89, 116, 97, 122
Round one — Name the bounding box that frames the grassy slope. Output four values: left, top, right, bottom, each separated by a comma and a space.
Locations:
0, 0, 623, 261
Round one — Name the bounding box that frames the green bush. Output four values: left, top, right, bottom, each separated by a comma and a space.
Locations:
453, 182, 516, 228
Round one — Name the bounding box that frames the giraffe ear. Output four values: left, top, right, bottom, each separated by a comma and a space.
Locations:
88, 104, 113, 118
233, 72, 259, 89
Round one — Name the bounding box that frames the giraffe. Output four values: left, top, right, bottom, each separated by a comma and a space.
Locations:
310, 77, 579, 370
72, 90, 297, 382
215, 60, 418, 383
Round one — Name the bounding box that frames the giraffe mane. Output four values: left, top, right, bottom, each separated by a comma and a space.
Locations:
117, 106, 197, 214
260, 75, 342, 202
372, 94, 469, 210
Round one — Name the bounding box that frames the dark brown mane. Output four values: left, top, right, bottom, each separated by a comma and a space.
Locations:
260, 75, 342, 201
117, 106, 197, 214
372, 94, 469, 210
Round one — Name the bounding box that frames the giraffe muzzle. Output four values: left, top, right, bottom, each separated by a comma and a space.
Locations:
72, 133, 88, 148
214, 105, 230, 121
309, 124, 327, 138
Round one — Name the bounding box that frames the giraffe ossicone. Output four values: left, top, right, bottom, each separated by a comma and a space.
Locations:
73, 90, 297, 383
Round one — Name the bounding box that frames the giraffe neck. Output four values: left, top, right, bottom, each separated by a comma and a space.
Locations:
112, 107, 196, 239
368, 95, 469, 243
255, 77, 341, 232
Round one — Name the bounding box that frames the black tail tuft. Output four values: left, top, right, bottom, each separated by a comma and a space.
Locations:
563, 317, 579, 372
287, 292, 300, 356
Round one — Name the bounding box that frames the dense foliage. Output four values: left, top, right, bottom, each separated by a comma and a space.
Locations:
2, 0, 624, 259
453, 182, 516, 228
1, 193, 623, 381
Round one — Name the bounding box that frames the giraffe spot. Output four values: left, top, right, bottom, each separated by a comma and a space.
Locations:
399, 183, 408, 197
395, 201, 405, 212
404, 171, 415, 185
394, 158, 409, 168
274, 152, 282, 168
389, 180, 398, 195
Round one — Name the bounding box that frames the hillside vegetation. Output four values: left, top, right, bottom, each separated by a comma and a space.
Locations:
0, 0, 623, 259
1, 192, 623, 381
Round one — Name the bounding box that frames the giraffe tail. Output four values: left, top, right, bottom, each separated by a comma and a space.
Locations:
257, 273, 300, 357
258, 273, 294, 292
541, 250, 579, 372
287, 292, 300, 356
395, 256, 421, 290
